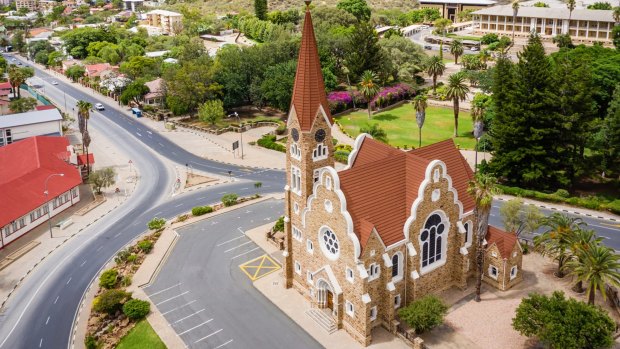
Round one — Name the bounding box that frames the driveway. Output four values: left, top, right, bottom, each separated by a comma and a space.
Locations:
145, 199, 322, 349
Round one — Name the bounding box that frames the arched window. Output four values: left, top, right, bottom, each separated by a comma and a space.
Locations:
392, 254, 399, 278
463, 220, 473, 248
420, 213, 447, 272
391, 252, 403, 281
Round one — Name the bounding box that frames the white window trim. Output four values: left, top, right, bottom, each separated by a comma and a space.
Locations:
367, 263, 380, 281
391, 252, 404, 283
290, 165, 302, 196
419, 211, 450, 275
370, 306, 377, 321
306, 239, 314, 254
345, 300, 355, 317
489, 265, 499, 280
346, 267, 354, 283
394, 294, 401, 309
294, 261, 302, 275
510, 265, 518, 280
464, 220, 473, 249
318, 226, 340, 261
307, 271, 314, 284
292, 225, 302, 242
312, 142, 328, 161
290, 143, 301, 160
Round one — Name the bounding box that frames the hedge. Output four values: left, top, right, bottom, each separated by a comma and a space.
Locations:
256, 134, 286, 152
192, 205, 214, 216
99, 269, 119, 289
123, 299, 151, 320
93, 289, 131, 315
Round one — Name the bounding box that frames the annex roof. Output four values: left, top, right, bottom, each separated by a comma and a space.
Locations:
485, 226, 518, 258
0, 109, 62, 128
339, 138, 475, 249
0, 136, 82, 227
290, 5, 332, 131
473, 5, 615, 22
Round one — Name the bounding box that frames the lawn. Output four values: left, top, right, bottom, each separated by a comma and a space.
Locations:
183, 115, 284, 130
335, 105, 476, 150
116, 320, 167, 349
447, 33, 482, 41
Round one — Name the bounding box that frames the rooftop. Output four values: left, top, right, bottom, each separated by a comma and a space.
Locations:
486, 226, 518, 258
0, 109, 62, 129
421, 0, 496, 4
147, 9, 182, 16
473, 5, 616, 21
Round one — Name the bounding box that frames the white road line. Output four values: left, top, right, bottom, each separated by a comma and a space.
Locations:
171, 151, 177, 155
136, 132, 142, 137
45, 316, 50, 325
194, 329, 223, 344
66, 277, 72, 285
96, 246, 103, 252
173, 309, 206, 324
215, 339, 234, 348
217, 191, 226, 194
39, 338, 42, 348
237, 227, 244, 234
54, 296, 59, 304
589, 223, 620, 232
147, 131, 152, 135
149, 282, 182, 297
223, 241, 253, 253
114, 232, 121, 238
154, 211, 163, 216
216, 235, 245, 246
80, 260, 87, 267
155, 291, 190, 306
175, 203, 183, 207
161, 300, 197, 315
230, 247, 261, 260
198, 197, 207, 200
178, 319, 213, 335
159, 143, 165, 147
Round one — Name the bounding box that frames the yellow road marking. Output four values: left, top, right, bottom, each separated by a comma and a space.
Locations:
601, 222, 620, 228
239, 254, 281, 281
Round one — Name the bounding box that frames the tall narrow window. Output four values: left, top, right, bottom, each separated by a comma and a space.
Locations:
420, 213, 447, 272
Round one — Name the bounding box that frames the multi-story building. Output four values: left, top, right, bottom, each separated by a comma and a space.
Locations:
472, 5, 616, 46
145, 10, 182, 35
0, 136, 82, 249
0, 109, 63, 147
282, 5, 523, 346
15, 0, 38, 11
419, 0, 496, 22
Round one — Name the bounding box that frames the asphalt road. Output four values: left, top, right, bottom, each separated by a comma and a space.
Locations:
146, 199, 321, 349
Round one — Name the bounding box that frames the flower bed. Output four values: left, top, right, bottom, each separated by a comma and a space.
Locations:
327, 90, 364, 114
370, 83, 415, 110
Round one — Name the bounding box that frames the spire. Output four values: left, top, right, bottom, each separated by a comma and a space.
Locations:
290, 2, 332, 131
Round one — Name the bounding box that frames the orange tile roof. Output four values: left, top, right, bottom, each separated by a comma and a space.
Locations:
290, 5, 332, 131
486, 226, 518, 258
339, 138, 475, 249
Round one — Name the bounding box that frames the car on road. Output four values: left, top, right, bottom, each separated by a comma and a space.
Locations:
16, 61, 21, 65
424, 45, 432, 50
11, 58, 16, 62
95, 103, 104, 110
470, 46, 479, 52
51, 81, 58, 85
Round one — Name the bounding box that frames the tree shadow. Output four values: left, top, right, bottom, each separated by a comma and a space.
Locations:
373, 113, 399, 121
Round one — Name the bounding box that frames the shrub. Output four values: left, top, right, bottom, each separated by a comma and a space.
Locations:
397, 295, 448, 333
122, 299, 151, 320
334, 150, 351, 164
335, 144, 353, 152
99, 269, 118, 289
256, 134, 286, 152
177, 214, 189, 222
147, 217, 166, 230
273, 216, 284, 232
115, 249, 131, 264
93, 289, 131, 315
120, 275, 132, 287
192, 205, 214, 216
481, 33, 499, 44
520, 242, 529, 255
606, 200, 620, 215
137, 240, 153, 254
275, 124, 287, 135
221, 193, 238, 207
84, 335, 99, 349
127, 254, 138, 263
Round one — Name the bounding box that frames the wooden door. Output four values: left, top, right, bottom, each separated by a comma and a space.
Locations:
326, 291, 333, 310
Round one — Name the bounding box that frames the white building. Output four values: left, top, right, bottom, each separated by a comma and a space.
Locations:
0, 109, 63, 147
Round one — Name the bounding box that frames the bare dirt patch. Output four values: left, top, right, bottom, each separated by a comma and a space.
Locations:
185, 173, 217, 188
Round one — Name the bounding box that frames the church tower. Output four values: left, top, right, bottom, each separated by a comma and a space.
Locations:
283, 1, 334, 288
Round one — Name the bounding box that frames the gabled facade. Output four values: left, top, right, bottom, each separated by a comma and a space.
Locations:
282, 4, 522, 346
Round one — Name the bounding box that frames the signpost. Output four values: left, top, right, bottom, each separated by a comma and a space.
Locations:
232, 141, 239, 158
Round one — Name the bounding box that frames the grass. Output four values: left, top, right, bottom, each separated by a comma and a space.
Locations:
184, 115, 283, 129
447, 33, 482, 41
116, 320, 167, 349
335, 104, 476, 150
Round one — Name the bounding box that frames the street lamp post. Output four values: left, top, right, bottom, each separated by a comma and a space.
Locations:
44, 173, 64, 238
228, 112, 244, 159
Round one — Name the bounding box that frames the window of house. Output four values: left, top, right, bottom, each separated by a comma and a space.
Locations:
290, 143, 301, 160
464, 220, 473, 248
290, 166, 302, 195
3, 225, 11, 237
489, 265, 498, 280
30, 212, 36, 222
18, 218, 25, 229
306, 239, 314, 254
312, 143, 328, 161
295, 261, 301, 275
72, 188, 78, 198
11, 221, 17, 231
43, 204, 49, 214
53, 198, 58, 209
394, 294, 401, 309
367, 263, 380, 281
345, 300, 354, 317
420, 213, 447, 272
510, 266, 518, 280
293, 202, 300, 214
370, 306, 377, 321
392, 253, 403, 282
292, 226, 302, 242
313, 169, 319, 183
319, 228, 339, 260
346, 267, 354, 283
307, 271, 313, 284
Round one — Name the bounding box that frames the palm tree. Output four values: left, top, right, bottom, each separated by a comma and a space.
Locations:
467, 173, 498, 302
8, 65, 29, 99
412, 95, 427, 148
359, 123, 388, 143
565, 243, 620, 305
450, 40, 464, 65
445, 72, 470, 138
534, 213, 585, 278
564, 229, 603, 293
511, 0, 520, 44
426, 56, 445, 94
613, 6, 620, 23
358, 70, 380, 120
471, 103, 484, 173
566, 0, 576, 37
76, 100, 93, 132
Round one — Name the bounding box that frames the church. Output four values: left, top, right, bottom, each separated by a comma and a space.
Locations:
281, 4, 523, 346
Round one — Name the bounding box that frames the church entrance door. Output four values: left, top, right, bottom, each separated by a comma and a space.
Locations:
326, 290, 333, 310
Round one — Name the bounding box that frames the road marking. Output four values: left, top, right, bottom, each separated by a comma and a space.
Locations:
214, 339, 233, 348
211, 221, 218, 225
39, 338, 42, 348
178, 319, 213, 335
66, 277, 72, 285
175, 204, 183, 207
198, 197, 207, 200
154, 211, 163, 216
136, 132, 142, 137
80, 260, 87, 267
194, 329, 223, 344
224, 241, 253, 253
173, 309, 205, 324
147, 131, 152, 135
171, 151, 177, 155
216, 235, 245, 246
45, 316, 50, 325
237, 227, 244, 234
114, 232, 121, 238
96, 246, 103, 252
54, 296, 59, 304
230, 247, 261, 260
148, 282, 182, 297
161, 300, 197, 315
589, 223, 620, 232
239, 254, 281, 281
155, 291, 190, 306
159, 143, 165, 147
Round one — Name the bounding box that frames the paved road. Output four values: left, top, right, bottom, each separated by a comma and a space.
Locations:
146, 199, 322, 349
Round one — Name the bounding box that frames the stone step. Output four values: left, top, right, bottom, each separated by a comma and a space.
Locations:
305, 309, 337, 334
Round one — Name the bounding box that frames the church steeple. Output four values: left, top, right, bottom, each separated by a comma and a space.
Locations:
290, 1, 333, 131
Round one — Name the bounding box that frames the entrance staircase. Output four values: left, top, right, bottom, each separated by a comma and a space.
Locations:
305, 309, 337, 334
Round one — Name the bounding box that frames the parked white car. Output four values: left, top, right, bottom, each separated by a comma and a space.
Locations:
95, 103, 104, 111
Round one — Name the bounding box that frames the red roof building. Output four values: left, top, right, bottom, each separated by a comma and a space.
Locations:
0, 136, 82, 248
35, 105, 57, 111
85, 63, 112, 78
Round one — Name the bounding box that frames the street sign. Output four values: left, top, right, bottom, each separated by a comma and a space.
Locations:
232, 141, 239, 151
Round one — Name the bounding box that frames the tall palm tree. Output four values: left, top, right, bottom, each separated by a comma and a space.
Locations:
450, 40, 464, 65
566, 243, 620, 305
467, 173, 498, 302
534, 213, 585, 278
433, 18, 453, 59
566, 0, 576, 37
564, 229, 603, 293
445, 72, 470, 138
412, 95, 427, 148
76, 100, 93, 132
358, 70, 380, 120
8, 65, 31, 99
512, 0, 520, 44
76, 100, 93, 173
426, 56, 445, 94
471, 103, 484, 173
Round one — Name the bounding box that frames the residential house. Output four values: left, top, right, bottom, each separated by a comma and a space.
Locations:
143, 78, 163, 106
145, 10, 182, 35
0, 109, 63, 146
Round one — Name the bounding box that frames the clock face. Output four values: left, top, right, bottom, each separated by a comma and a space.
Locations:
291, 128, 299, 142
315, 129, 326, 143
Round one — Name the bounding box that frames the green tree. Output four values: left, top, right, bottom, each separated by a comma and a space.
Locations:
449, 39, 464, 65
599, 85, 620, 173
397, 295, 448, 333
337, 0, 371, 22
467, 173, 498, 302
93, 289, 131, 315
345, 22, 386, 81
47, 51, 65, 68
260, 60, 297, 111
11, 29, 25, 53
8, 65, 34, 99
512, 291, 615, 349
89, 167, 116, 195
445, 72, 469, 137
566, 0, 576, 38
147, 217, 166, 230
221, 193, 238, 207
499, 198, 542, 236
358, 70, 380, 119
533, 1, 549, 7
163, 56, 221, 115
198, 99, 225, 125
564, 229, 603, 293
378, 35, 425, 83
66, 65, 86, 82
412, 95, 427, 147
614, 25, 620, 50
98, 44, 121, 65
123, 299, 150, 320
119, 56, 159, 80
254, 0, 267, 20
433, 18, 452, 56
587, 1, 612, 9
9, 97, 37, 113
426, 55, 445, 94
552, 33, 574, 49
534, 213, 585, 278
360, 123, 388, 143
61, 27, 116, 59
99, 269, 118, 289
120, 80, 149, 107
565, 242, 620, 305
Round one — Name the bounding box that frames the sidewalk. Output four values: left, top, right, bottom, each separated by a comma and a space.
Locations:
0, 123, 140, 309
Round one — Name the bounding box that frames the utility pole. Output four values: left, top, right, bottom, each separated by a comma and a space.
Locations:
44, 173, 64, 238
